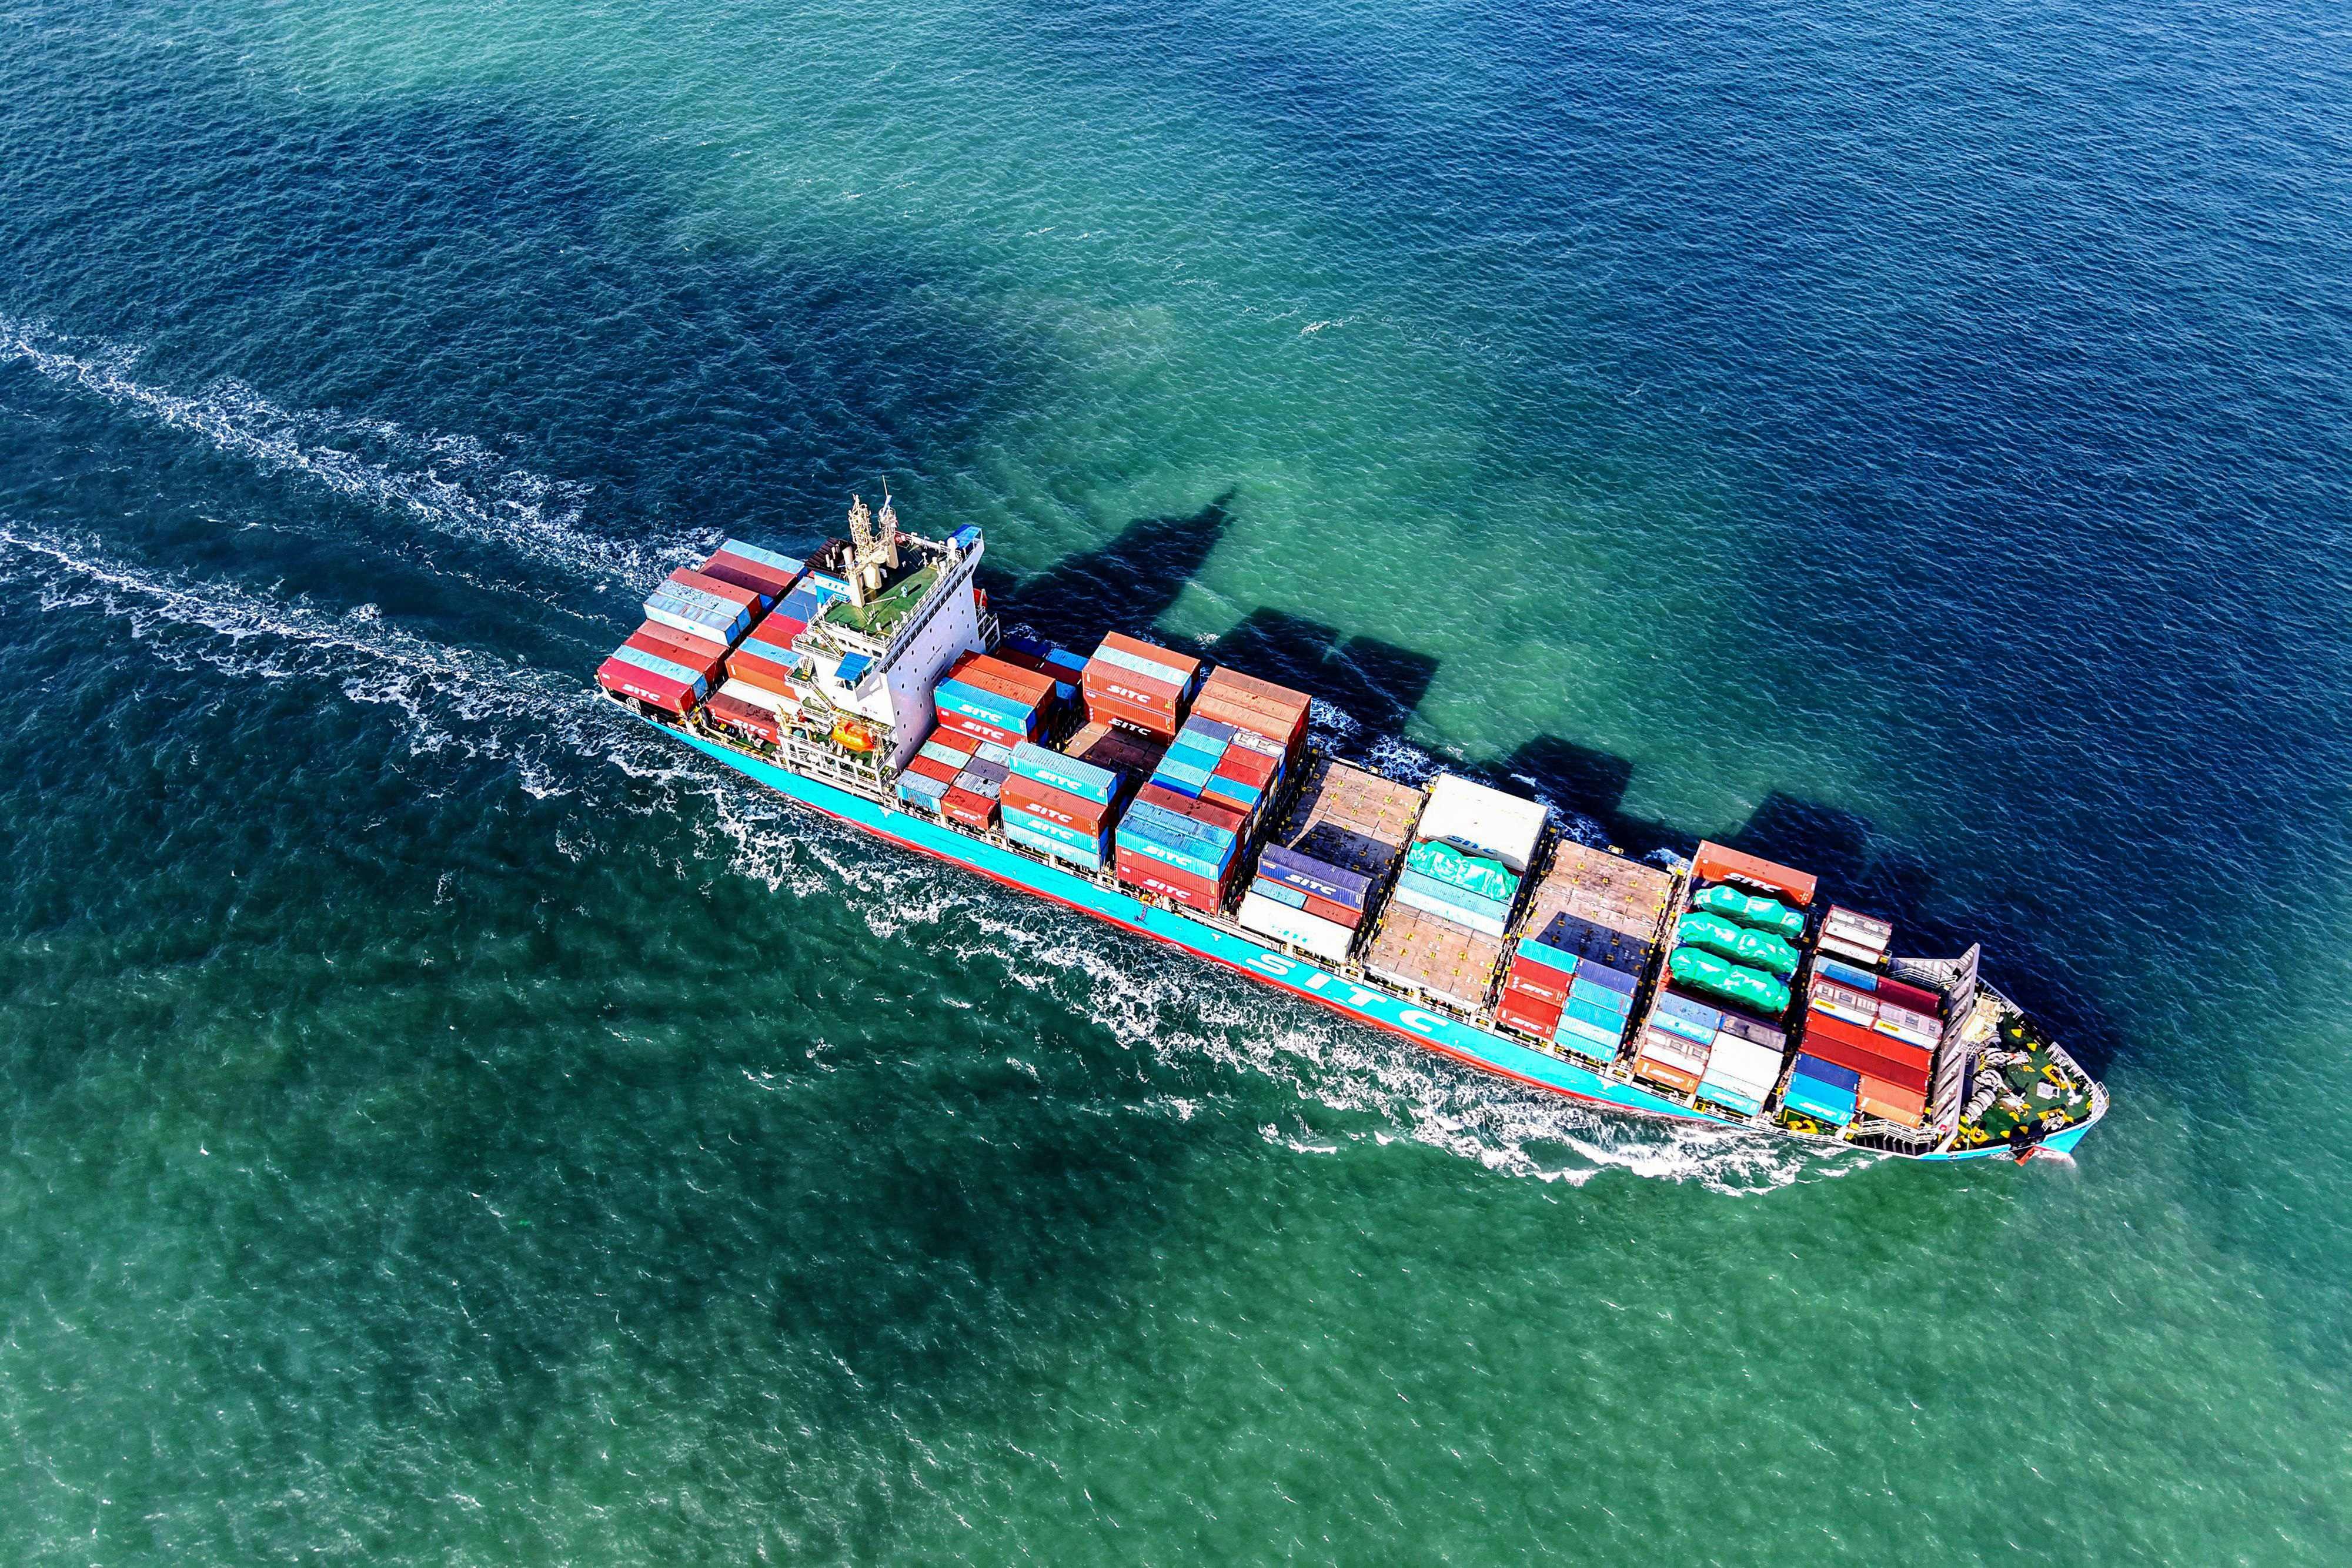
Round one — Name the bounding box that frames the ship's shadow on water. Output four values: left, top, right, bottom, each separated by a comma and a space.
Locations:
998, 503, 2120, 1078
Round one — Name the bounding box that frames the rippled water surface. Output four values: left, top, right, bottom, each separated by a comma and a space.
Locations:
4, 2, 2348, 1562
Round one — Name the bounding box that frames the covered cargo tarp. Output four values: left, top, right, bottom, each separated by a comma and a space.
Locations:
1668, 946, 1792, 1015
1692, 882, 1806, 941
1675, 912, 1800, 978
1415, 774, 1546, 875
1404, 838, 1517, 904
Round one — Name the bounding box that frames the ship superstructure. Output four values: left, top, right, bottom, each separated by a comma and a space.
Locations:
600, 510, 2105, 1162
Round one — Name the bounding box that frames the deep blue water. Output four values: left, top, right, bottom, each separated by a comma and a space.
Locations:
2, 2, 2349, 1561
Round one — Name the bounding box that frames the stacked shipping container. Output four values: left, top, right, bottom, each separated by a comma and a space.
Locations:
1795, 945, 1943, 1126
934, 651, 1058, 746
1238, 757, 1421, 963
1082, 632, 1201, 740
1632, 841, 1818, 1101
1362, 774, 1544, 1009
598, 549, 799, 715
1112, 666, 1311, 913
1497, 921, 1638, 1059
1390, 775, 1546, 938
1001, 743, 1121, 871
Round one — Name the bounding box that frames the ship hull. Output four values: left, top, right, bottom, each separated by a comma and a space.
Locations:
654, 719, 2099, 1162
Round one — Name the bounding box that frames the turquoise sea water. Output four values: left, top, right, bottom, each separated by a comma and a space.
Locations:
4, 1, 2349, 1560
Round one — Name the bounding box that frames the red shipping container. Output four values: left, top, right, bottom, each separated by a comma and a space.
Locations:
1799, 1026, 1929, 1095
1509, 951, 1574, 996
1114, 847, 1225, 912
700, 550, 799, 599
1212, 745, 1278, 788
667, 567, 761, 611
1496, 990, 1566, 1037
623, 630, 720, 683
1135, 781, 1200, 818
1085, 660, 1185, 710
1301, 891, 1362, 929
934, 707, 1021, 750
904, 753, 961, 787
1805, 1009, 1931, 1074
633, 618, 727, 666
1086, 691, 1180, 739
1634, 1055, 1702, 1094
942, 786, 999, 830
727, 650, 800, 698
1872, 975, 1943, 1017
1505, 968, 1571, 1009
1182, 793, 1247, 836
1858, 1080, 1927, 1125
597, 657, 695, 715
706, 691, 779, 743
1690, 841, 1818, 908
1001, 775, 1113, 833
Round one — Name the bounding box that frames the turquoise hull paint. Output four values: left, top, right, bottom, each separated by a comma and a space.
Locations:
656, 720, 2096, 1164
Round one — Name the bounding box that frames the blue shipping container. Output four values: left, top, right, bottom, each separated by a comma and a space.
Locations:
1251, 880, 1309, 910
1003, 806, 1105, 853
1396, 867, 1514, 920
936, 678, 1032, 726
1115, 829, 1230, 882
1257, 845, 1371, 910
1792, 1054, 1862, 1093
1123, 800, 1234, 850
1005, 819, 1104, 871
1649, 1008, 1715, 1047
1007, 741, 1117, 804
1783, 1081, 1857, 1125
1569, 978, 1632, 1016
1154, 758, 1214, 791
1181, 716, 1238, 745
1514, 935, 1585, 978
610, 644, 709, 696
1204, 780, 1261, 818
1698, 1081, 1765, 1116
1656, 991, 1723, 1029
1572, 959, 1638, 996
1816, 958, 1880, 992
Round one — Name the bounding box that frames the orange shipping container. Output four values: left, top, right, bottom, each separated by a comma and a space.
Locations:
1001, 774, 1113, 833
1858, 1079, 1927, 1125
1690, 841, 1819, 908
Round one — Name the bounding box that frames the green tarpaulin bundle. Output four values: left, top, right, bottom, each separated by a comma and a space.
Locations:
1693, 882, 1806, 941
1676, 912, 1800, 978
1405, 837, 1517, 904
1669, 945, 1792, 1015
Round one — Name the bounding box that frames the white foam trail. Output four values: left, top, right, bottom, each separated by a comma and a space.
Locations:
0, 316, 704, 589
0, 524, 661, 787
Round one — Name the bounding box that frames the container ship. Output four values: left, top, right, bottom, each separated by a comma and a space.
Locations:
599, 502, 2106, 1161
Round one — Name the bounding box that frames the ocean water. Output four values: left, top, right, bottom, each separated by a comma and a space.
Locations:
2, 0, 2348, 1560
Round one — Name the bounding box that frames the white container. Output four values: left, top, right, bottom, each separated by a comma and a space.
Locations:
1698, 1041, 1782, 1098
1415, 773, 1548, 875
1239, 891, 1356, 964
